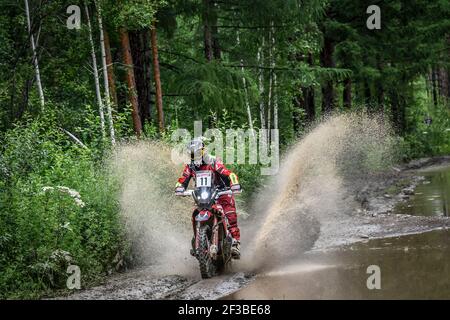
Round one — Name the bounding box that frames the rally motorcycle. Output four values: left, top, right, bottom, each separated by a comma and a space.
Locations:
179, 170, 240, 279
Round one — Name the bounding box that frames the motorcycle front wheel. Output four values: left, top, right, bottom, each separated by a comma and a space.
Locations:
197, 225, 217, 279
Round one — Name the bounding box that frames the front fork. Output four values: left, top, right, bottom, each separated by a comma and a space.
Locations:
209, 216, 219, 259
193, 216, 220, 259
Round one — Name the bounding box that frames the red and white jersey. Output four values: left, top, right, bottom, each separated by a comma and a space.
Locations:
177, 155, 239, 189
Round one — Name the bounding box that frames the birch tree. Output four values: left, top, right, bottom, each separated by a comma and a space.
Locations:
24, 0, 45, 108
237, 31, 254, 132
150, 22, 165, 132
267, 34, 273, 132
271, 23, 278, 130
257, 38, 266, 130
95, 0, 115, 145
85, 2, 105, 138
103, 29, 118, 107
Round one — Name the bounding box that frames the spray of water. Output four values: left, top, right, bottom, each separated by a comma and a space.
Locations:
245, 113, 397, 269
109, 141, 196, 276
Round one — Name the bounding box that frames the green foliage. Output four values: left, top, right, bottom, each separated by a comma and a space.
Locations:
104, 0, 167, 30
403, 105, 450, 159
171, 62, 255, 123
210, 110, 265, 203
0, 111, 126, 299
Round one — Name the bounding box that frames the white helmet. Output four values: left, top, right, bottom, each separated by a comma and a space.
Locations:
187, 137, 206, 166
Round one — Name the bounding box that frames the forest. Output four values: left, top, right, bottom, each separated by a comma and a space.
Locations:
0, 0, 449, 298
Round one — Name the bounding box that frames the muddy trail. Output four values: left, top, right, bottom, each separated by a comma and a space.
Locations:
61, 114, 450, 300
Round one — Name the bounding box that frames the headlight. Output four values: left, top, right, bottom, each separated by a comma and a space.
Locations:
201, 191, 209, 200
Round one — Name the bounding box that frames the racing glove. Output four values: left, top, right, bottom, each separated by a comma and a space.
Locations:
175, 183, 185, 196
230, 183, 242, 194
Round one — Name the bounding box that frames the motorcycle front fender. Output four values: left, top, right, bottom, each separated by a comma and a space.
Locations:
194, 210, 212, 222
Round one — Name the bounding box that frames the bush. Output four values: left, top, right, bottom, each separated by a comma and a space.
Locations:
403, 103, 450, 159
0, 112, 126, 299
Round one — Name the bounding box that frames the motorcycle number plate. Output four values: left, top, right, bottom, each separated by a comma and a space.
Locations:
196, 171, 212, 187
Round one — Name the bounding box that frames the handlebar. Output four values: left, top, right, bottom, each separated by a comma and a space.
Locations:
217, 189, 233, 197
181, 190, 194, 197
176, 188, 239, 198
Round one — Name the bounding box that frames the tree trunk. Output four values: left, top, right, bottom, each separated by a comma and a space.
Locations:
296, 52, 315, 126
120, 28, 142, 137
439, 67, 449, 99
24, 0, 44, 108
18, 76, 33, 119
390, 90, 400, 132
237, 31, 253, 132
150, 22, 165, 132
267, 71, 272, 131
130, 30, 152, 128
343, 78, 352, 109
447, 36, 450, 99
202, 0, 219, 60
273, 72, 278, 130
431, 67, 438, 107
103, 29, 118, 107
364, 80, 372, 112
447, 68, 450, 99
320, 35, 335, 114
267, 31, 273, 131
143, 30, 154, 123
270, 23, 278, 130
203, 0, 213, 61
212, 25, 221, 60
85, 3, 105, 138
96, 0, 115, 145
144, 34, 155, 120
377, 81, 385, 115
304, 87, 315, 122
257, 40, 266, 130
293, 95, 302, 134
241, 69, 253, 132
399, 94, 407, 133
293, 86, 315, 134
321, 84, 334, 114
376, 56, 385, 115
211, 3, 221, 60
390, 89, 406, 134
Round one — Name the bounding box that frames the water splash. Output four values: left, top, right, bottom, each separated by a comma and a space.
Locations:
246, 113, 397, 268
109, 141, 196, 276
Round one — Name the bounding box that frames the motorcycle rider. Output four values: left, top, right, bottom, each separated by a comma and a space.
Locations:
175, 138, 241, 259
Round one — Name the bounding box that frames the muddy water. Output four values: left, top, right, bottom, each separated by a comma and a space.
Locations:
224, 165, 450, 299
395, 165, 450, 217
225, 229, 450, 299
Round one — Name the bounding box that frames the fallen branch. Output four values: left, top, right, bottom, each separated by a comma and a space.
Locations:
59, 127, 89, 150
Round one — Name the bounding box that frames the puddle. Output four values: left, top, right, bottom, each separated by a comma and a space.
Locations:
395, 165, 450, 217
224, 229, 450, 299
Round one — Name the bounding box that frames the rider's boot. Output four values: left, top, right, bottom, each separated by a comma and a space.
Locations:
231, 238, 240, 260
